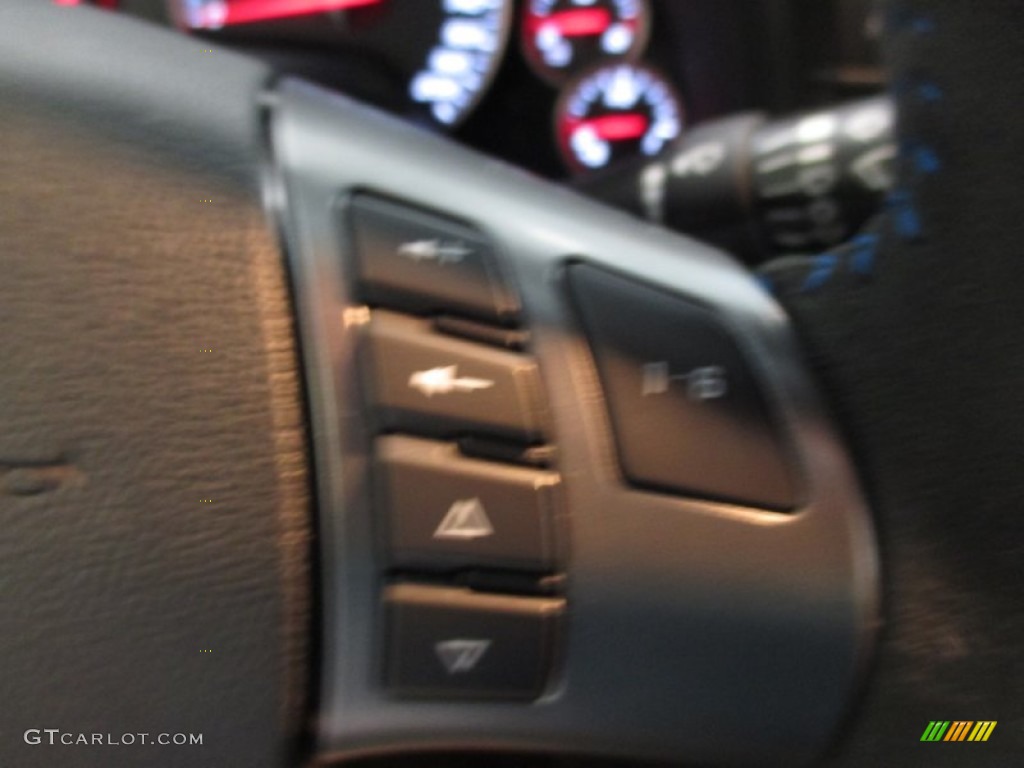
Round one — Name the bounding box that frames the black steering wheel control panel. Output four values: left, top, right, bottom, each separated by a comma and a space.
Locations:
271, 79, 880, 764
347, 192, 568, 700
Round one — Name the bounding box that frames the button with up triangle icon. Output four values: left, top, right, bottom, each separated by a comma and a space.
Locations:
433, 498, 494, 541
379, 435, 563, 572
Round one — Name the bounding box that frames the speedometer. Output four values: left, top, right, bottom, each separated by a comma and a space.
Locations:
169, 0, 512, 128
556, 62, 683, 174
522, 0, 649, 85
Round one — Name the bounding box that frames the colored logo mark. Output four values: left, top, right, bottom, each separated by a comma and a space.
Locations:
921, 721, 997, 742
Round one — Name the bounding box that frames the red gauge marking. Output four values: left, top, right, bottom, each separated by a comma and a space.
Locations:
53, 0, 119, 7
219, 0, 381, 26
528, 8, 612, 38
566, 113, 649, 141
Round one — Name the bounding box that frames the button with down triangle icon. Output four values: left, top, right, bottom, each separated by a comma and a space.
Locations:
384, 584, 565, 699
434, 638, 491, 674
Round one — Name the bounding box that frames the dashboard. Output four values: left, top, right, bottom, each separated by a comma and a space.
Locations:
66, 0, 884, 180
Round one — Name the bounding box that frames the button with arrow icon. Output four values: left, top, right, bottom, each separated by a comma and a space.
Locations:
433, 498, 495, 541
364, 311, 549, 443
434, 638, 491, 674
348, 195, 519, 323
397, 239, 473, 264
384, 583, 564, 699
376, 436, 562, 572
408, 366, 495, 398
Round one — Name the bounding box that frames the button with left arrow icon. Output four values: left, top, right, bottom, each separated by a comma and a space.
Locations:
348, 195, 520, 323
363, 310, 550, 443
407, 365, 495, 398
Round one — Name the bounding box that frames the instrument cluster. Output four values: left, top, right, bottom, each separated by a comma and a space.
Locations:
68, 0, 691, 177
63, 1, 884, 179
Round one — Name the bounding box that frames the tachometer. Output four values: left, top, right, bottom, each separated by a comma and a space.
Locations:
556, 62, 683, 174
169, 0, 512, 128
522, 0, 649, 85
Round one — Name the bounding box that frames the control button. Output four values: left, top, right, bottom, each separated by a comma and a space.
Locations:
362, 311, 549, 443
384, 583, 564, 700
567, 264, 800, 509
376, 436, 563, 572
348, 195, 519, 324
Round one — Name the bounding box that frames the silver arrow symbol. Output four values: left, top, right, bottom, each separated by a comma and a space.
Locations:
408, 366, 495, 398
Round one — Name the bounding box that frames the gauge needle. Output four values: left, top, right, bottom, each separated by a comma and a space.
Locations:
218, 0, 381, 26
570, 114, 649, 141
533, 8, 612, 38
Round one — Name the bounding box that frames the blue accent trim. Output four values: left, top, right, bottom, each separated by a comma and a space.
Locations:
892, 78, 943, 103
755, 274, 776, 296
801, 253, 839, 293
849, 234, 881, 275
902, 140, 942, 175
885, 6, 936, 35
918, 82, 944, 103
888, 190, 924, 240
910, 15, 936, 35
913, 144, 942, 175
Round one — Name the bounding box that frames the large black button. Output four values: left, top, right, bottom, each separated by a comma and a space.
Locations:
348, 195, 519, 324
567, 264, 800, 510
384, 584, 564, 700
376, 436, 563, 573
362, 311, 549, 444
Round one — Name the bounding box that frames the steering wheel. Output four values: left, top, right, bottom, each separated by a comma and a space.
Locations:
1, 1, 1019, 767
